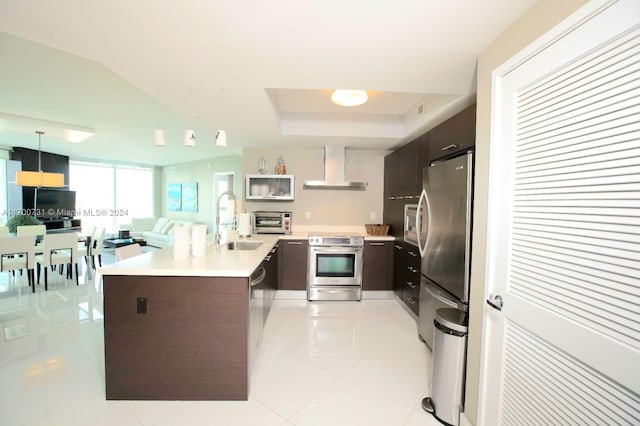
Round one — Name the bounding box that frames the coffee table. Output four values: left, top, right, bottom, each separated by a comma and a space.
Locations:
104, 237, 147, 249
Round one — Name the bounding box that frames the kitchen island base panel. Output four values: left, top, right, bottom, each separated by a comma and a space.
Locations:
104, 275, 248, 400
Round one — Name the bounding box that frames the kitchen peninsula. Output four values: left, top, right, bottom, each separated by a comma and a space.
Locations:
100, 233, 280, 401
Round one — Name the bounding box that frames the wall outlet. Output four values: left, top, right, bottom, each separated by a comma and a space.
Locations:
137, 297, 148, 314
370, 212, 376, 221
305, 211, 312, 220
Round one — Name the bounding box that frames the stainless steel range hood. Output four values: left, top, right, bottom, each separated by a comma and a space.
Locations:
303, 146, 367, 190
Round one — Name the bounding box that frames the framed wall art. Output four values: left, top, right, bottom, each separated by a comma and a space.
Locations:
167, 183, 181, 211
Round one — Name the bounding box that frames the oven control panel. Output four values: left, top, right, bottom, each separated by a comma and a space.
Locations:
308, 235, 364, 247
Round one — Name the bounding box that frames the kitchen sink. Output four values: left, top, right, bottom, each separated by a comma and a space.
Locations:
226, 241, 263, 251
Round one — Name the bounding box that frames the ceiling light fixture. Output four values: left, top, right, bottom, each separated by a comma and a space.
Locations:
153, 129, 166, 147
184, 130, 196, 147
215, 130, 227, 147
331, 89, 368, 107
15, 131, 65, 187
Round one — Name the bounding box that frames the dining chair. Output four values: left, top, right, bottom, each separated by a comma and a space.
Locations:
115, 243, 142, 261
0, 235, 36, 292
90, 227, 106, 268
35, 233, 80, 290
78, 226, 106, 269
16, 224, 47, 237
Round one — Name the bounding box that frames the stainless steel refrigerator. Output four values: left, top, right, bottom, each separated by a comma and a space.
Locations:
417, 151, 473, 350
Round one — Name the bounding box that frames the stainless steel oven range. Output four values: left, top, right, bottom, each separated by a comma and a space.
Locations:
307, 233, 364, 301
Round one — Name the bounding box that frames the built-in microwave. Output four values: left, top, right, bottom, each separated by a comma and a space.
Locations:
251, 211, 292, 234
404, 204, 418, 247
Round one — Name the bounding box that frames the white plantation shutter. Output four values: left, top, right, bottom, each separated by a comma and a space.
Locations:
498, 23, 640, 424
513, 24, 640, 353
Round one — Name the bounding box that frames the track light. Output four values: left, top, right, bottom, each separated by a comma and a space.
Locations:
215, 130, 227, 147
184, 130, 196, 147
153, 129, 166, 146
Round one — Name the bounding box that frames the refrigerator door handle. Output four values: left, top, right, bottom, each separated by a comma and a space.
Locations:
425, 280, 458, 306
417, 189, 428, 258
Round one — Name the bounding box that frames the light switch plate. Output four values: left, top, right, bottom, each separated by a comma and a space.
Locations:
305, 211, 311, 220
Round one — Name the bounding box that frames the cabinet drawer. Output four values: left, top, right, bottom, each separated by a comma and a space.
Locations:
402, 288, 419, 315
429, 104, 476, 161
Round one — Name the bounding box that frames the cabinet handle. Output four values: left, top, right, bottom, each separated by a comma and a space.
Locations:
389, 196, 396, 200
407, 297, 417, 305
407, 266, 417, 273
394, 245, 403, 250
408, 251, 418, 257
407, 282, 417, 289
441, 144, 458, 151
368, 242, 384, 246
287, 241, 304, 245
264, 255, 272, 261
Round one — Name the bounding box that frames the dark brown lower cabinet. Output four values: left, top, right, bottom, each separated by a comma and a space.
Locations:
103, 275, 249, 400
263, 243, 278, 321
393, 240, 420, 316
279, 239, 308, 290
362, 241, 393, 290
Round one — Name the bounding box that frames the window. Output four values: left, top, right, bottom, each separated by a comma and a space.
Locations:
0, 159, 6, 225
70, 161, 153, 233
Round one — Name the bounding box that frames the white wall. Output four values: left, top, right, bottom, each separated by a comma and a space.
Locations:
160, 154, 242, 232
242, 147, 388, 228
465, 0, 588, 423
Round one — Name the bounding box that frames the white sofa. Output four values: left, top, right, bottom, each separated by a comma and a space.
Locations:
125, 217, 198, 248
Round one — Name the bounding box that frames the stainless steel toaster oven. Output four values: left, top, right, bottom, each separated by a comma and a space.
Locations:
251, 211, 292, 234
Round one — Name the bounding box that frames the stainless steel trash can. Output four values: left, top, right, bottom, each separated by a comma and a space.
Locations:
422, 308, 468, 426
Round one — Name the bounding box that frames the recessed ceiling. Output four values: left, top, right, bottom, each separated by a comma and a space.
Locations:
0, 0, 537, 166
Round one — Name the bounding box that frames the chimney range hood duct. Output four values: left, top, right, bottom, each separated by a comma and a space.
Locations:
303, 146, 367, 190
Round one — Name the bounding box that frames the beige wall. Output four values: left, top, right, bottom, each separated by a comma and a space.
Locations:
465, 0, 588, 424
160, 154, 242, 232
242, 147, 387, 228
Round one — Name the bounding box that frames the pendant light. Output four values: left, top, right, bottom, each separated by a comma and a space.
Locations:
153, 129, 166, 147
184, 130, 196, 147
215, 129, 227, 147
15, 131, 65, 187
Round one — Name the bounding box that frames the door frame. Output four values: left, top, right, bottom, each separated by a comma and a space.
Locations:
476, 0, 617, 423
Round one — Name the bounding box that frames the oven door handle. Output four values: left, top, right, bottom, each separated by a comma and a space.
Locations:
311, 248, 361, 254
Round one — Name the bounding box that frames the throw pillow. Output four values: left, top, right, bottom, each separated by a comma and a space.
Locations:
160, 221, 175, 234
152, 218, 168, 233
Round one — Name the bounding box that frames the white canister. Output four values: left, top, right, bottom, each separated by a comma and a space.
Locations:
191, 224, 207, 257
238, 212, 251, 237
172, 225, 191, 259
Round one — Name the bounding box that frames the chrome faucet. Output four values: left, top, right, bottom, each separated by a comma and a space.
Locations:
215, 190, 237, 245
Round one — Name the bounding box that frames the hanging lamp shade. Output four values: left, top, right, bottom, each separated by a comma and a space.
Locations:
16, 131, 65, 187
215, 130, 227, 147
15, 170, 65, 187
184, 130, 196, 147
153, 129, 166, 146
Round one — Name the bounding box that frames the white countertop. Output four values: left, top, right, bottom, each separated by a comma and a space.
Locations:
99, 230, 395, 278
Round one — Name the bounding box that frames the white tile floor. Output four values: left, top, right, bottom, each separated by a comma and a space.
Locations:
0, 260, 441, 426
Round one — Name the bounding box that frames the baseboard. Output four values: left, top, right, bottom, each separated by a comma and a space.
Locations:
275, 290, 395, 300
274, 290, 306, 300
362, 290, 395, 299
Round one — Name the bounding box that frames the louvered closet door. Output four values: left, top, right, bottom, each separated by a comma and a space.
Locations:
480, 1, 640, 424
